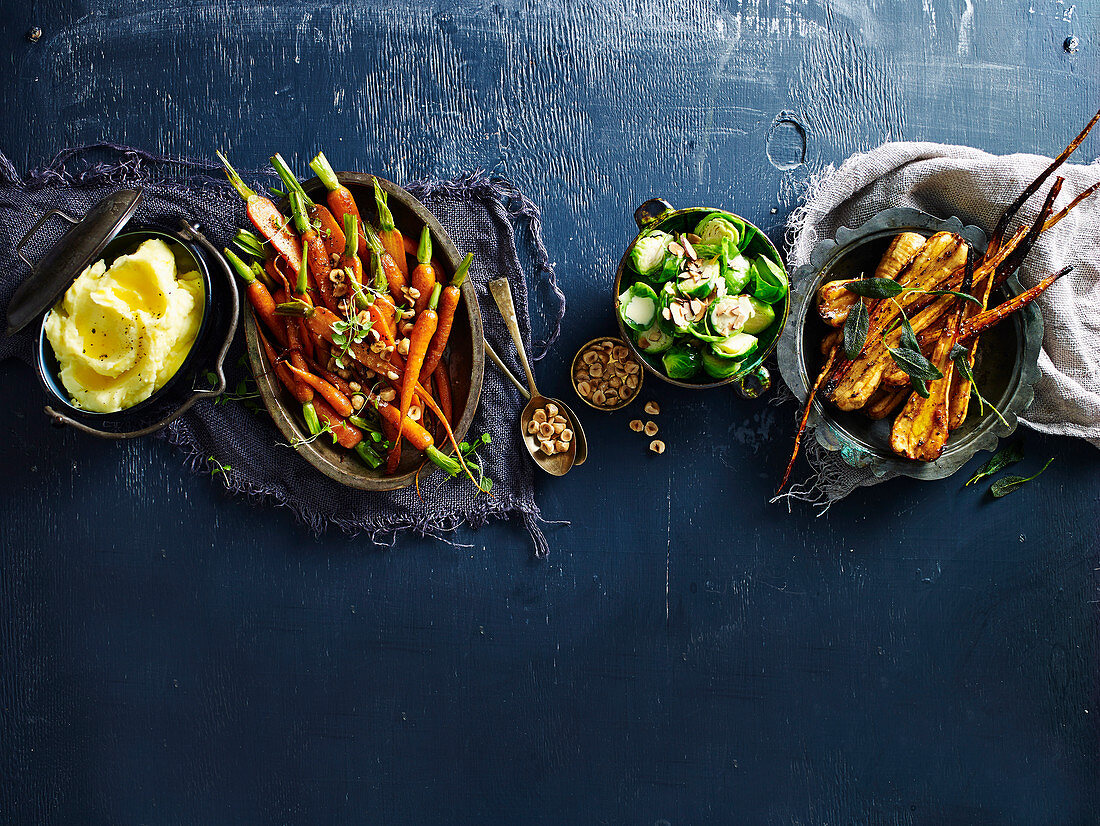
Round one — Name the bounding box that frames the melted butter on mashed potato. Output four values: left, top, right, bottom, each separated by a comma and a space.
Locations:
44, 238, 204, 413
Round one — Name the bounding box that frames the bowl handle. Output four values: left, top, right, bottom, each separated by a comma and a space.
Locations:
43, 220, 240, 439
735, 365, 771, 400
634, 198, 674, 230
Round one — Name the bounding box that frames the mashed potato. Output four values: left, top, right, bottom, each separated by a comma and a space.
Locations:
44, 238, 204, 413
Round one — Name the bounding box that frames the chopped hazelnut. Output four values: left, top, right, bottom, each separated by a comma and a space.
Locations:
644, 401, 660, 415
649, 439, 666, 454
644, 421, 658, 436
629, 419, 644, 432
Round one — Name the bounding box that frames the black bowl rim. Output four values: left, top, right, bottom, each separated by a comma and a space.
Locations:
36, 226, 215, 419
775, 206, 1044, 481
613, 205, 791, 390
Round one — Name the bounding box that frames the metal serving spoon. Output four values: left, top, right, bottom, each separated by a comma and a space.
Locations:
484, 339, 587, 466
487, 278, 582, 476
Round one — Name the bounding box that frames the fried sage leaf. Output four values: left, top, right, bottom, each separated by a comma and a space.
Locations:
844, 277, 904, 299
843, 297, 869, 359
966, 440, 1024, 486
990, 457, 1053, 497
886, 345, 943, 382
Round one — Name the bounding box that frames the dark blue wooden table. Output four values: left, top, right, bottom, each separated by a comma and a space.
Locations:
2, 2, 1098, 823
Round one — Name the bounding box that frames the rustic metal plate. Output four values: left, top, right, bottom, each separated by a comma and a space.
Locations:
244, 173, 485, 492
776, 207, 1043, 481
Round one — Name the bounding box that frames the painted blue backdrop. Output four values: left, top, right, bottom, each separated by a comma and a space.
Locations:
1, 1, 1097, 823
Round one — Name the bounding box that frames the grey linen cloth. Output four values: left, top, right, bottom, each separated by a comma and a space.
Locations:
783, 141, 1100, 504
0, 145, 565, 555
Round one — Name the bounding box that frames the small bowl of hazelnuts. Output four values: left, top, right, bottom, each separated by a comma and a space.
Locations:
571, 336, 644, 411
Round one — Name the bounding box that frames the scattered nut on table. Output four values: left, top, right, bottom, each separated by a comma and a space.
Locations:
644, 401, 660, 415
629, 419, 644, 432
573, 338, 643, 409
649, 439, 666, 454
643, 421, 658, 436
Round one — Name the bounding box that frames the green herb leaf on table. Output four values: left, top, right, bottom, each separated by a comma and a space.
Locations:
966, 441, 1025, 486
990, 457, 1053, 498
844, 278, 904, 299
843, 297, 868, 359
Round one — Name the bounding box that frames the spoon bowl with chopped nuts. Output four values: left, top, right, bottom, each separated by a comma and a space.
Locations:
488, 277, 580, 476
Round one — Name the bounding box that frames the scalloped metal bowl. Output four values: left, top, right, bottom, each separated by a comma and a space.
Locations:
776, 207, 1043, 481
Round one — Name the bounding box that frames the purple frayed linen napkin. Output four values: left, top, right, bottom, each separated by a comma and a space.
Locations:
0, 144, 566, 555
779, 141, 1100, 508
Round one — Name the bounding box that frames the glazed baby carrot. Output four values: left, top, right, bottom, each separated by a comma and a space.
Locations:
284, 361, 354, 418
217, 151, 302, 275
433, 361, 452, 425
371, 397, 463, 477
225, 248, 286, 348
387, 283, 442, 473
289, 190, 336, 309
420, 253, 471, 379
402, 234, 444, 274
313, 398, 362, 449
310, 151, 368, 259
271, 153, 346, 257
373, 177, 409, 280
363, 222, 405, 301
340, 214, 364, 285
259, 329, 313, 405
411, 227, 437, 317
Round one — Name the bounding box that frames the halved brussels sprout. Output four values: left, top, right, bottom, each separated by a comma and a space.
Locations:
661, 343, 701, 380
702, 351, 743, 380
636, 322, 674, 354
618, 282, 660, 332
723, 254, 753, 294
654, 251, 682, 284
708, 294, 753, 337
741, 296, 776, 334
630, 230, 673, 277
712, 332, 758, 360
695, 214, 740, 248
678, 257, 720, 298
659, 284, 705, 334
751, 255, 789, 304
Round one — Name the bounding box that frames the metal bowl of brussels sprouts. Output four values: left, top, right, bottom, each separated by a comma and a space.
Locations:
613, 199, 790, 397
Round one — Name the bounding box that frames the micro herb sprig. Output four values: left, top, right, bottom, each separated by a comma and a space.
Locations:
207, 456, 232, 487
330, 314, 373, 370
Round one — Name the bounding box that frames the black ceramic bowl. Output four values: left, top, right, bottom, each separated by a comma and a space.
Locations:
776, 208, 1043, 481
36, 222, 238, 438
243, 173, 485, 492
613, 198, 790, 398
